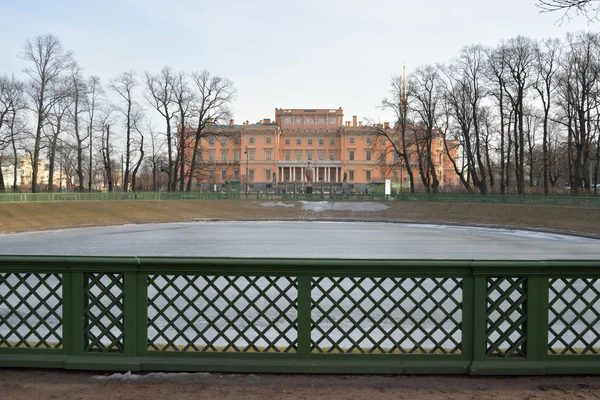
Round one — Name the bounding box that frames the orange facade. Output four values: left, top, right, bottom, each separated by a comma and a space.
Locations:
186, 108, 459, 191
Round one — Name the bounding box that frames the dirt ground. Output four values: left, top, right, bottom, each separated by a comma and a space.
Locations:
1, 200, 600, 399
2, 369, 600, 400
0, 199, 599, 237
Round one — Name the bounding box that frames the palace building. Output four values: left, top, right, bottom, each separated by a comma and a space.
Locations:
189, 107, 459, 192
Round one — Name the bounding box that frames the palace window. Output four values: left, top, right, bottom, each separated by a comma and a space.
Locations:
209, 150, 215, 161
265, 169, 272, 181
318, 151, 324, 161
285, 138, 290, 145
307, 151, 313, 161
221, 170, 227, 180
329, 151, 336, 161
221, 150, 227, 161
249, 151, 255, 161
349, 170, 355, 181
307, 139, 313, 145
234, 151, 240, 161
249, 137, 255, 144
234, 170, 240, 179
266, 150, 272, 161
349, 137, 355, 144
249, 169, 255, 180
285, 152, 291, 161
366, 151, 371, 161
296, 151, 302, 161
208, 137, 215, 145
366, 137, 372, 144
296, 138, 301, 145
380, 139, 386, 146
330, 138, 335, 145
221, 139, 227, 146
234, 137, 240, 145
266, 137, 272, 144
319, 138, 324, 145
349, 150, 355, 161
366, 170, 371, 181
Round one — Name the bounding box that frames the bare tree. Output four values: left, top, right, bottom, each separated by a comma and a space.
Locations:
172, 71, 194, 191
67, 65, 89, 190
22, 34, 73, 192
533, 38, 561, 195
537, 0, 600, 22
45, 84, 73, 190
409, 65, 444, 193
110, 71, 142, 192
556, 32, 600, 194
144, 66, 176, 191
0, 75, 26, 191
86, 76, 103, 191
186, 71, 236, 192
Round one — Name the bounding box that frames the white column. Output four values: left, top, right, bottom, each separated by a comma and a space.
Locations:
326, 167, 330, 182
301, 167, 304, 182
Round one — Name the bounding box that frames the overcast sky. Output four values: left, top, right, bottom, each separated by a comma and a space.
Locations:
0, 0, 593, 126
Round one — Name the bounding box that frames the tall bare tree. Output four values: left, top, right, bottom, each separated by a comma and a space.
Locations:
110, 71, 141, 192
86, 76, 103, 191
409, 65, 444, 193
533, 38, 561, 195
22, 34, 73, 192
172, 71, 194, 191
144, 66, 176, 191
186, 71, 236, 192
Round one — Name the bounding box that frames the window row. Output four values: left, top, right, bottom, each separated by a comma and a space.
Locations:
284, 138, 336, 146
283, 150, 337, 161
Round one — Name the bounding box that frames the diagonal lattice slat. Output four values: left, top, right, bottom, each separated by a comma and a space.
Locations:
0, 273, 63, 349
486, 277, 527, 357
148, 275, 298, 352
549, 278, 600, 355
311, 277, 462, 354
84, 273, 124, 353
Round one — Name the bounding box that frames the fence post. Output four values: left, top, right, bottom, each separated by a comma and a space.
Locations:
526, 271, 548, 374
297, 276, 311, 356
136, 272, 148, 357
123, 271, 140, 370
470, 275, 488, 374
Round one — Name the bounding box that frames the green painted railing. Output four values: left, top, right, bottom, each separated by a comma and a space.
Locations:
1, 256, 600, 374
0, 191, 599, 207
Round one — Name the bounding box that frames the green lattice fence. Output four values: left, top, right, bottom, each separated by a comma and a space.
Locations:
1, 257, 600, 374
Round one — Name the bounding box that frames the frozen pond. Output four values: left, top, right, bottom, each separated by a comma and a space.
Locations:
0, 221, 599, 259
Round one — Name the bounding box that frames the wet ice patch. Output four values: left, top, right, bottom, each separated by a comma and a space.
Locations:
301, 201, 389, 213
259, 202, 295, 208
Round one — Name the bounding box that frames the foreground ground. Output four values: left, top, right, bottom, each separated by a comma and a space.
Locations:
0, 199, 599, 237
2, 369, 600, 400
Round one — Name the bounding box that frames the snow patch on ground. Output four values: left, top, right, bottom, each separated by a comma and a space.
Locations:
90, 371, 211, 382
300, 201, 389, 213
259, 202, 295, 208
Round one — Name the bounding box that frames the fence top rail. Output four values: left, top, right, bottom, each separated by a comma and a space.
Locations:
0, 255, 598, 275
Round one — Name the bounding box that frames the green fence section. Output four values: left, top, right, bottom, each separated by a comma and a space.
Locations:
1, 256, 600, 374
1, 191, 600, 207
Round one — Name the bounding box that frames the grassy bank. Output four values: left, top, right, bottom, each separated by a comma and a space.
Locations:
0, 200, 599, 237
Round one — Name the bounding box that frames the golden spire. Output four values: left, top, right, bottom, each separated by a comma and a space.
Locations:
401, 63, 408, 107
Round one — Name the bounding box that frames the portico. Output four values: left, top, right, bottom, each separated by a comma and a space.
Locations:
278, 161, 343, 183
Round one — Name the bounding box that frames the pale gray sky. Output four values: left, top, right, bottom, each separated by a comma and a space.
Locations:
0, 0, 592, 125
